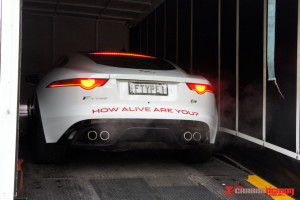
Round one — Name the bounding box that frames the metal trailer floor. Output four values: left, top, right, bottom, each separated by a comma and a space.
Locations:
18, 150, 272, 200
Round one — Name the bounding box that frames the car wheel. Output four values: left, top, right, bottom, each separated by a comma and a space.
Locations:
33, 125, 66, 163
177, 146, 213, 163
30, 95, 66, 163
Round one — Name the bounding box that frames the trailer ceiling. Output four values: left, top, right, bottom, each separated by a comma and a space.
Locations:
23, 0, 165, 26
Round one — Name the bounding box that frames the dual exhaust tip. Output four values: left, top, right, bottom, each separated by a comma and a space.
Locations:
183, 131, 203, 142
87, 130, 110, 141
88, 130, 203, 143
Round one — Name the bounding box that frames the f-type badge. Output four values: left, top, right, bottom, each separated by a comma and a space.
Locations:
83, 96, 108, 101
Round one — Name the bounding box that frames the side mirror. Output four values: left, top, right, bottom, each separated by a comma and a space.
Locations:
25, 74, 40, 85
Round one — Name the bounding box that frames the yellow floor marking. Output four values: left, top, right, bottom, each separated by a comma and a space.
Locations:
247, 175, 295, 200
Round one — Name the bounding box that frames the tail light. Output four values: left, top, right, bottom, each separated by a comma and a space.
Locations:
47, 78, 108, 90
186, 83, 213, 94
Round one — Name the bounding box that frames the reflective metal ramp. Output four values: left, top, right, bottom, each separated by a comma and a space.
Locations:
18, 150, 273, 200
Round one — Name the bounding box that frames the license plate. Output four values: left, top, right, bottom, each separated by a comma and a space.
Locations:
129, 82, 168, 96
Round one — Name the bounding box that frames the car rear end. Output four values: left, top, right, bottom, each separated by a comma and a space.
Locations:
36, 53, 218, 153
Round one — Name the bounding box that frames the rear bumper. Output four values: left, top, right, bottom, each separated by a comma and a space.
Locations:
58, 119, 212, 150
37, 80, 218, 143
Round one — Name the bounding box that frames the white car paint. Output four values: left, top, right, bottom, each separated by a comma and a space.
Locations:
36, 53, 218, 145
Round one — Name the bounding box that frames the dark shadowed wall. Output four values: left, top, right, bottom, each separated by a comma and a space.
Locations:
130, 0, 298, 156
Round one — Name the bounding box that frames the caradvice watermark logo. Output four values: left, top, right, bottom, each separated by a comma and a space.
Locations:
224, 181, 295, 197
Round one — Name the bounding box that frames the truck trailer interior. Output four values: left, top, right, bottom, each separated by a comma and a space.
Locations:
0, 0, 300, 199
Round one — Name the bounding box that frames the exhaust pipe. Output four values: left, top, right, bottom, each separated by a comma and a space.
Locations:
183, 132, 193, 142
193, 132, 201, 141
87, 130, 98, 141
99, 131, 110, 141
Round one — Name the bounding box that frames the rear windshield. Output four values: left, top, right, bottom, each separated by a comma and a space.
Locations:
84, 53, 176, 70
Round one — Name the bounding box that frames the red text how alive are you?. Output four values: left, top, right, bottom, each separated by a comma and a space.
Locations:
92, 107, 199, 116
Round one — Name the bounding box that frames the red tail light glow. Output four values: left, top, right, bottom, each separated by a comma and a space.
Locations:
47, 78, 108, 90
186, 83, 213, 94
89, 52, 156, 59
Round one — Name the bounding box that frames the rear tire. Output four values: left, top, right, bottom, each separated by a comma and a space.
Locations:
30, 94, 66, 163
33, 125, 66, 163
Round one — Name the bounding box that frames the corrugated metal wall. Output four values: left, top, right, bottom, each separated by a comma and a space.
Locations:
130, 0, 299, 159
